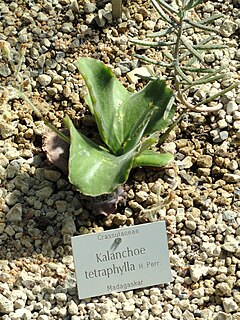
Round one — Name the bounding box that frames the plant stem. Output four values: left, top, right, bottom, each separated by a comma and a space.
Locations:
158, 111, 185, 146
172, 8, 223, 112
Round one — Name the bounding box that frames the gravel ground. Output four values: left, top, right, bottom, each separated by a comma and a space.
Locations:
0, 0, 240, 319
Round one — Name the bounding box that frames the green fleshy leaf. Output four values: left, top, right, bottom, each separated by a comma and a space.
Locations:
133, 150, 174, 168
64, 116, 137, 196
77, 58, 175, 156
144, 99, 176, 135
77, 58, 130, 155
121, 80, 174, 153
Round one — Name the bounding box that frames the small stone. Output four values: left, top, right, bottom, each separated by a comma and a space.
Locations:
162, 311, 173, 320
62, 255, 73, 265
143, 20, 155, 30
44, 169, 61, 182
135, 191, 148, 202
37, 12, 48, 22
122, 302, 135, 316
210, 129, 219, 138
0, 165, 6, 180
196, 155, 213, 168
68, 300, 78, 315
139, 7, 150, 18
182, 310, 194, 320
52, 74, 64, 83
0, 293, 14, 313
220, 19, 238, 37
202, 2, 214, 12
233, 111, 240, 120
61, 216, 76, 235
215, 282, 232, 296
85, 13, 95, 25
189, 264, 208, 282
0, 154, 9, 167
172, 306, 182, 318
223, 210, 237, 221
219, 131, 229, 141
223, 173, 240, 183
5, 190, 22, 206
102, 312, 120, 320
84, 3, 96, 13
70, 0, 79, 13
42, 38, 51, 48
61, 22, 74, 33
4, 225, 15, 236
223, 298, 238, 313
204, 53, 215, 63
0, 122, 18, 139
38, 316, 49, 320
200, 309, 213, 318
227, 160, 238, 171
38, 74, 52, 86
6, 203, 22, 222
180, 156, 193, 169
55, 200, 67, 213
149, 288, 160, 296
225, 115, 233, 123
151, 303, 162, 315
218, 119, 228, 129
126, 66, 152, 84
134, 13, 143, 22
233, 120, 240, 130
14, 299, 26, 308
233, 313, 240, 320
200, 242, 219, 256
113, 213, 127, 226
0, 63, 11, 77
55, 292, 67, 302
35, 186, 53, 199
185, 220, 197, 230
222, 235, 239, 253
179, 300, 190, 310
95, 14, 106, 27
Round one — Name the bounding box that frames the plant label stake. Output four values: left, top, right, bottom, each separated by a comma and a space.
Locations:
72, 221, 172, 299
112, 0, 122, 19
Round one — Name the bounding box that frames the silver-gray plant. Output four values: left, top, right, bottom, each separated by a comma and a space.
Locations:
130, 0, 239, 113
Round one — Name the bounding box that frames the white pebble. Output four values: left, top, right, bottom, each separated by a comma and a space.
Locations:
172, 305, 182, 318
0, 293, 14, 313
234, 120, 240, 130
37, 74, 52, 86
233, 111, 240, 120
222, 235, 239, 253
123, 302, 135, 316
226, 101, 239, 114
55, 293, 67, 302
189, 264, 208, 282
68, 300, 78, 315
217, 119, 228, 129
192, 287, 205, 298
185, 220, 197, 230
223, 298, 238, 313
227, 160, 238, 171
220, 19, 238, 37
219, 131, 228, 141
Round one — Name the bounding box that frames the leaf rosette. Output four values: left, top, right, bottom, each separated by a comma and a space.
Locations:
64, 58, 175, 196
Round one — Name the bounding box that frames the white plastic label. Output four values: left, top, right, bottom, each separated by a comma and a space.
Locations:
72, 221, 172, 299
